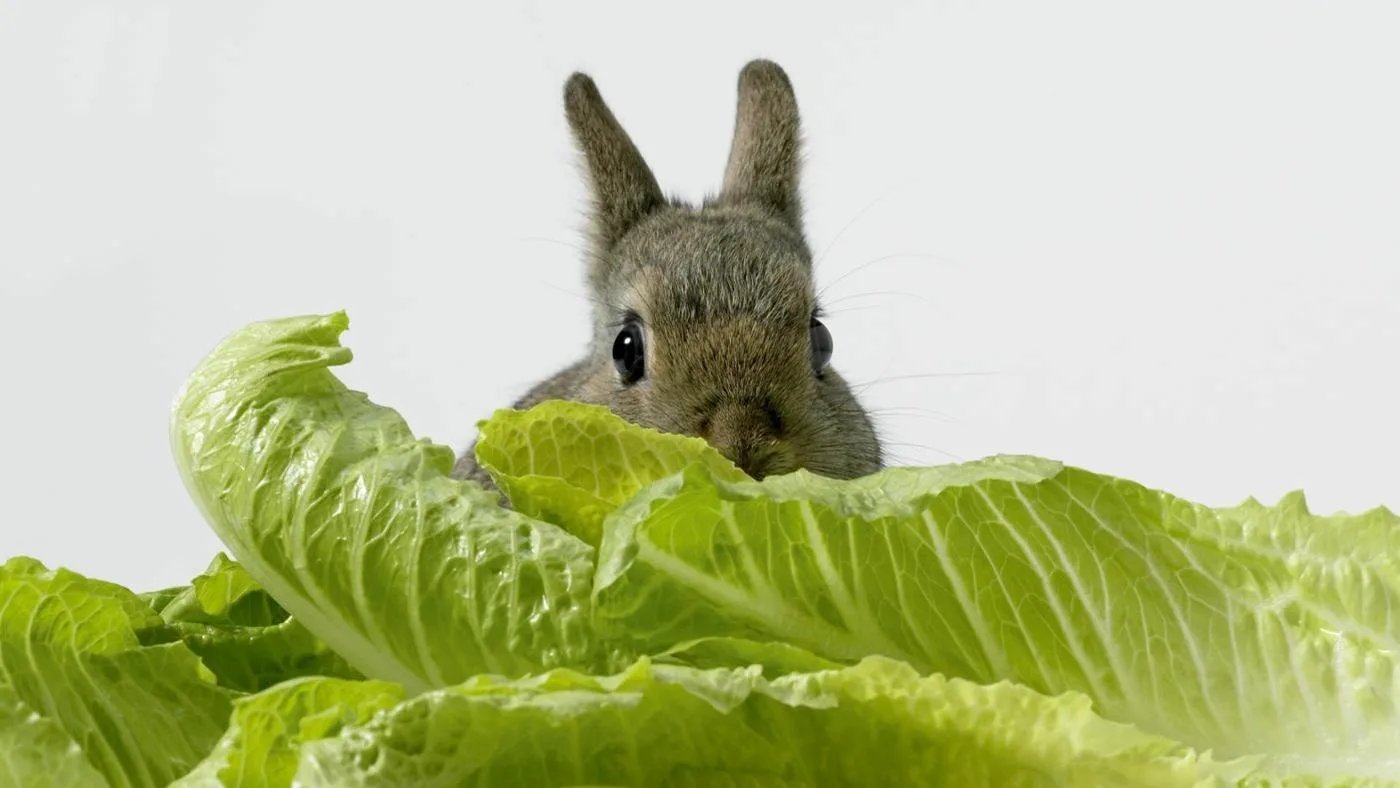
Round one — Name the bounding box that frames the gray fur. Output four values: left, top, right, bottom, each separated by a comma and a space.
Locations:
453, 59, 882, 485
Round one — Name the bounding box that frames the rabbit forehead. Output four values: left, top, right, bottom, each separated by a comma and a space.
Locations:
609, 207, 815, 325
649, 316, 810, 386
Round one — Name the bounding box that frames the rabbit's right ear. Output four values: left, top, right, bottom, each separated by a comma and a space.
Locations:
564, 73, 665, 255
719, 60, 803, 232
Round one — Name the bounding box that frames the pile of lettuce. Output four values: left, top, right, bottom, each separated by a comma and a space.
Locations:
2, 311, 1397, 787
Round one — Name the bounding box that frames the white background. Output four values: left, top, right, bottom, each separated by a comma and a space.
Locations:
2, 1, 1396, 591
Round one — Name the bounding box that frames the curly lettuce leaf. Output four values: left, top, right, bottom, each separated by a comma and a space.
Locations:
156, 554, 361, 693
187, 552, 276, 621
653, 636, 845, 676
474, 400, 746, 545
173, 676, 403, 788
590, 460, 1400, 780
290, 656, 1245, 787
163, 311, 1399, 785
170, 312, 601, 693
0, 557, 235, 788
0, 686, 107, 788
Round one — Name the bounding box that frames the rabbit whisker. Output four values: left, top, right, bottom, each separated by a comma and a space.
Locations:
818, 252, 954, 300
812, 179, 922, 270
851, 371, 1001, 393
517, 235, 592, 255
821, 289, 932, 308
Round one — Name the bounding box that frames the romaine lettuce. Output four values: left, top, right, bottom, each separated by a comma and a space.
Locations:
0, 558, 234, 787
172, 676, 402, 788
473, 399, 748, 545
291, 656, 1249, 787
588, 459, 1400, 777
4, 309, 1394, 786
151, 553, 361, 693
169, 312, 601, 693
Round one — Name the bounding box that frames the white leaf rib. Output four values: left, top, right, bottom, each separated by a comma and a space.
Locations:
882, 522, 975, 676
405, 474, 448, 687
972, 485, 1112, 703
718, 503, 784, 618
634, 534, 882, 659
1059, 483, 1235, 740
960, 507, 1061, 689
797, 500, 913, 661
1010, 484, 1142, 711
1280, 612, 1332, 745
920, 509, 1013, 679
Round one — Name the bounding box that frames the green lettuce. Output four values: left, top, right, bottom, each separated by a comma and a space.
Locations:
586, 459, 1400, 778
173, 676, 403, 788
169, 312, 601, 693
0, 558, 234, 787
290, 656, 1247, 787
463, 371, 1400, 778
1, 307, 1376, 786
0, 687, 107, 788
473, 399, 747, 545
151, 553, 361, 693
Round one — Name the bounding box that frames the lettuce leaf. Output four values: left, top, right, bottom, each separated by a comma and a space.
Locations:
173, 676, 403, 788
170, 312, 602, 693
0, 557, 235, 788
589, 460, 1400, 779
652, 636, 846, 675
154, 554, 361, 693
474, 400, 746, 545
470, 397, 1399, 778
290, 656, 1246, 787
155, 310, 1399, 785
0, 686, 107, 788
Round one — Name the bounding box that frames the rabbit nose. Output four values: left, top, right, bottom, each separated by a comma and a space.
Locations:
699, 399, 786, 479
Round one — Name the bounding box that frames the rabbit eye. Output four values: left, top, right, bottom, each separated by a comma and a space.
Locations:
612, 321, 646, 384
810, 318, 833, 373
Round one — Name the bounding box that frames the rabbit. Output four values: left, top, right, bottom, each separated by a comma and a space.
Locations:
453, 59, 882, 486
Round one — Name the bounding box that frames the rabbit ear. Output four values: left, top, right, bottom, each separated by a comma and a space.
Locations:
719, 60, 803, 230
564, 73, 665, 250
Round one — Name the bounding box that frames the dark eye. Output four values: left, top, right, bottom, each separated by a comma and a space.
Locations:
612, 321, 646, 384
810, 318, 833, 373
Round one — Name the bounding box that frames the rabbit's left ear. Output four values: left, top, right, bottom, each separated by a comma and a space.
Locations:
565, 72, 665, 252
718, 59, 803, 231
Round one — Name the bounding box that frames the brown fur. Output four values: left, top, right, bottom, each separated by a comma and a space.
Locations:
453, 59, 882, 484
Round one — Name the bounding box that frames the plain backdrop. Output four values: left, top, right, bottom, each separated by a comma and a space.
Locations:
1, 1, 1396, 591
